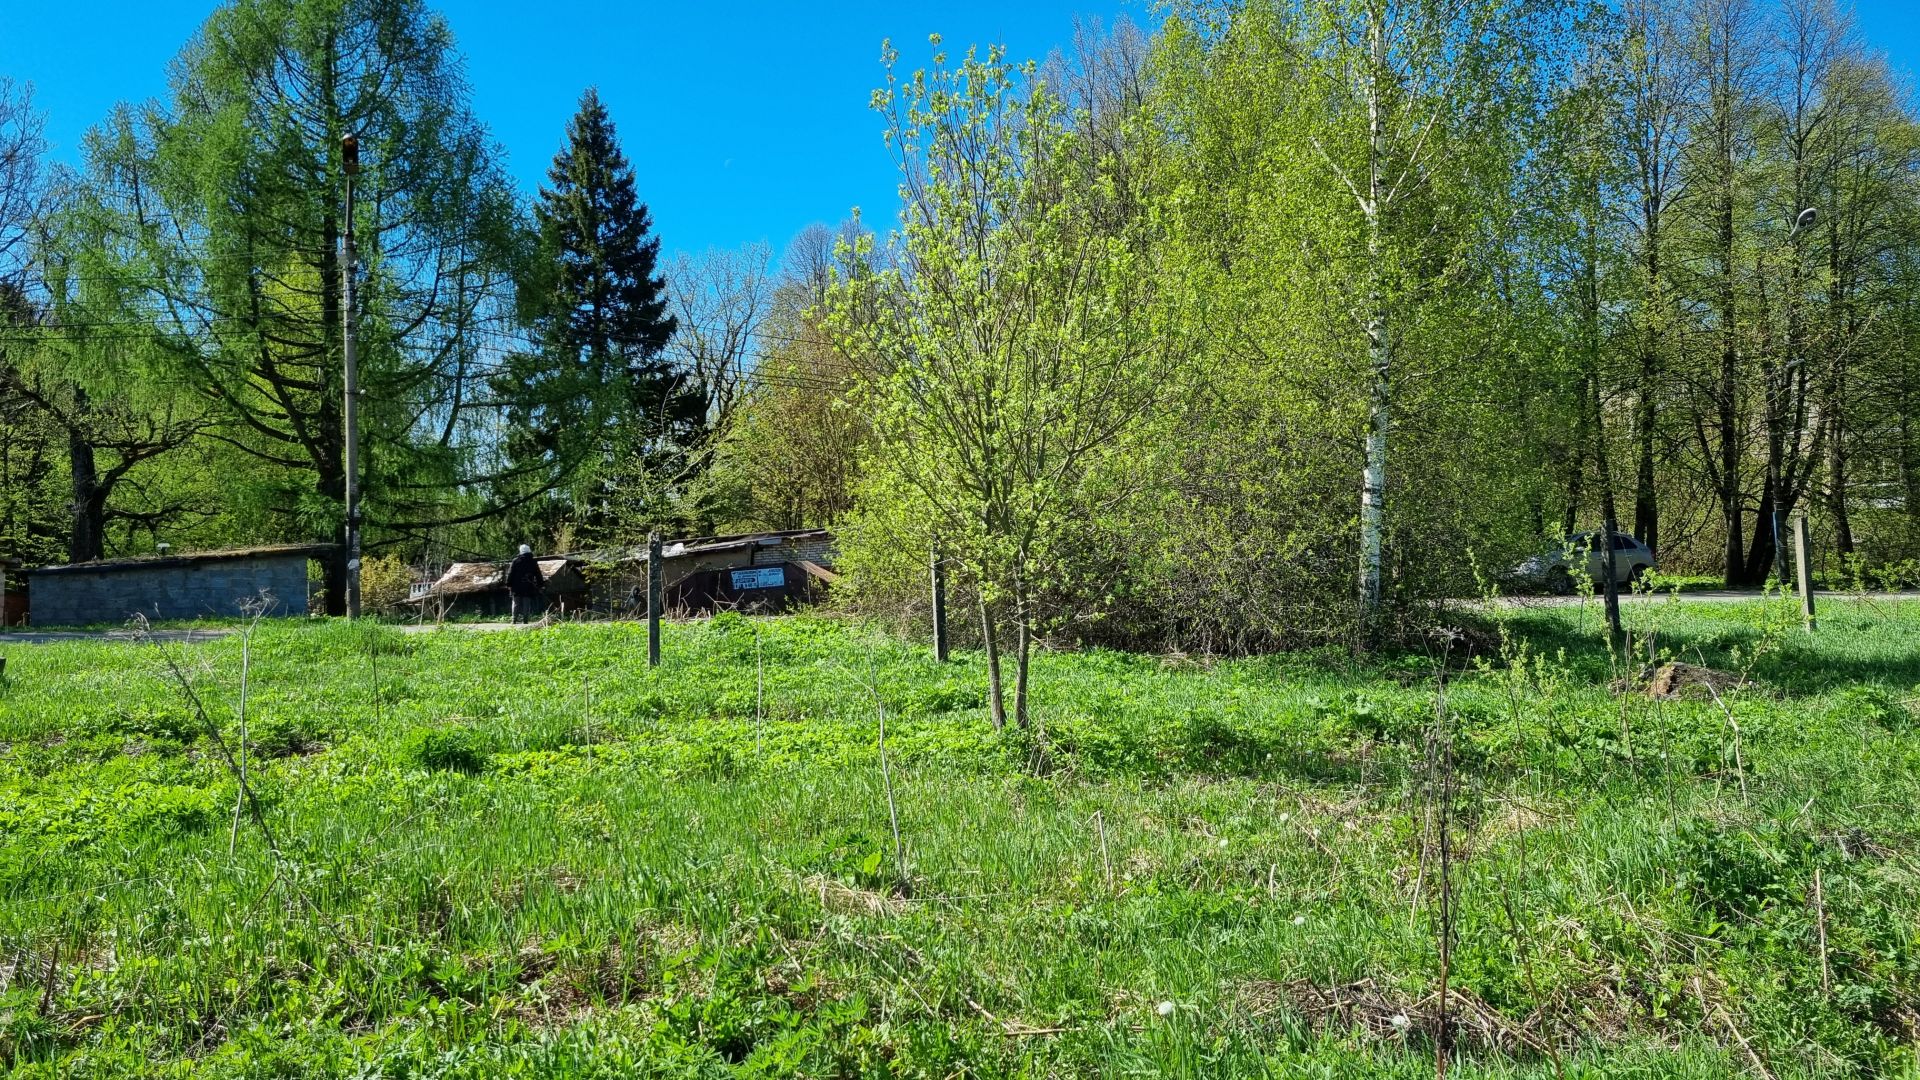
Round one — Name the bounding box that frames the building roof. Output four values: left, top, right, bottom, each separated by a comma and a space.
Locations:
424, 557, 575, 598
26, 544, 335, 578
574, 528, 833, 565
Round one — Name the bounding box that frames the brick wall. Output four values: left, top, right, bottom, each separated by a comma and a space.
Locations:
27, 554, 311, 627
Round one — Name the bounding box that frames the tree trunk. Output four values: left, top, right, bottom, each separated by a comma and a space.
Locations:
1824, 407, 1852, 558
1633, 264, 1660, 553
66, 387, 104, 564
319, 470, 347, 616
1356, 13, 1388, 629
1746, 475, 1778, 585
978, 586, 1007, 731
67, 423, 102, 564
1012, 555, 1032, 731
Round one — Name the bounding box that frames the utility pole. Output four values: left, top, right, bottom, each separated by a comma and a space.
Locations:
930, 547, 949, 662
1769, 207, 1819, 588
341, 134, 362, 619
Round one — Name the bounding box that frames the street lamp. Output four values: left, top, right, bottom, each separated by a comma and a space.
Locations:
342, 134, 362, 619
1767, 206, 1817, 587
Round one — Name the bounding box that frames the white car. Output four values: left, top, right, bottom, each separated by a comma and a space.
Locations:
1515, 531, 1656, 594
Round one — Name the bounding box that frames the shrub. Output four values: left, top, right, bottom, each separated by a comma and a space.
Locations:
360, 555, 418, 614
402, 727, 488, 773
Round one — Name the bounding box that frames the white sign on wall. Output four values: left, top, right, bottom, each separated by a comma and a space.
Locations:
731, 566, 786, 590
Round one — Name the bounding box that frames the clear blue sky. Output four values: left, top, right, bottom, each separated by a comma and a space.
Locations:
2, 1, 1916, 264
0, 1, 1142, 262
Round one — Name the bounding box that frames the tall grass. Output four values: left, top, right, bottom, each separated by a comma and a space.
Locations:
0, 602, 1916, 1077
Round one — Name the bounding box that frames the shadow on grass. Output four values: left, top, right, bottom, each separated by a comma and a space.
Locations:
1452, 605, 1920, 695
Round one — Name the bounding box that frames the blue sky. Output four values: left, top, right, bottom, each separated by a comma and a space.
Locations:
0, 1, 1141, 261
2, 1, 1916, 264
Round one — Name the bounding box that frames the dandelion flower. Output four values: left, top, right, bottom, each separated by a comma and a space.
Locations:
1292, 914, 1306, 926
1156, 1000, 1176, 1017
1390, 1013, 1412, 1032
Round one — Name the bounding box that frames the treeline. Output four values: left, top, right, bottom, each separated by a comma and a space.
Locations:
1, 0, 1917, 669
803, 0, 1920, 719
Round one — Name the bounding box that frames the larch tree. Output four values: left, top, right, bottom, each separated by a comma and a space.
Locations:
58, 0, 524, 611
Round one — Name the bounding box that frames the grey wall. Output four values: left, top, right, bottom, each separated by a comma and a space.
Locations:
27, 554, 310, 627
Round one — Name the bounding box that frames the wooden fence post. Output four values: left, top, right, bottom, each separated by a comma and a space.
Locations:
1793, 512, 1816, 632
648, 530, 663, 667
931, 547, 949, 663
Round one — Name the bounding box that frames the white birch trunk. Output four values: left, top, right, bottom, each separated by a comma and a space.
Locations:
1358, 12, 1390, 623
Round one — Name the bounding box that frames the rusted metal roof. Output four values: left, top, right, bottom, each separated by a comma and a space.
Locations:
26, 544, 335, 577
424, 557, 575, 598
578, 528, 833, 564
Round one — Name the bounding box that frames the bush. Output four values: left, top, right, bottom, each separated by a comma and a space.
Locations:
360, 555, 418, 615
402, 727, 488, 773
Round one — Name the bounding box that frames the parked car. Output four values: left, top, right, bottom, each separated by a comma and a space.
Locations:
1513, 531, 1656, 594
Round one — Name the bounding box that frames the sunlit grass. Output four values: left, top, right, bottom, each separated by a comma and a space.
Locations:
2, 603, 1917, 1076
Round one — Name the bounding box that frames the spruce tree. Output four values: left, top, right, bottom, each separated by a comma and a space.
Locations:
501, 88, 697, 544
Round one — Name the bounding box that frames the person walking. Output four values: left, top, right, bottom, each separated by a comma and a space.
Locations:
506, 544, 544, 624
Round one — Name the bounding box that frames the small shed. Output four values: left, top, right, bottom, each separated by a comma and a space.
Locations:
23, 545, 327, 627
588, 528, 838, 616
418, 557, 586, 620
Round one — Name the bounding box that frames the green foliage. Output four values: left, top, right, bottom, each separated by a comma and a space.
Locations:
401, 725, 489, 773
358, 553, 415, 614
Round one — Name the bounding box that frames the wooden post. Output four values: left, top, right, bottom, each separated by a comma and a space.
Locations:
1793, 512, 1816, 632
930, 547, 949, 663
647, 530, 663, 667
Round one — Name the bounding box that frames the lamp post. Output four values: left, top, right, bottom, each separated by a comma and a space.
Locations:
1766, 206, 1817, 588
342, 133, 362, 619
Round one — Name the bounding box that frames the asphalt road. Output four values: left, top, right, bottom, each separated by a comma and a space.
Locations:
0, 627, 235, 645
1495, 588, 1920, 607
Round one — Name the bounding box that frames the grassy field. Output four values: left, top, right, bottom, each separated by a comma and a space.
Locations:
1, 598, 1917, 1077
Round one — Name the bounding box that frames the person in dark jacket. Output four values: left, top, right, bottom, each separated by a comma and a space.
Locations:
506, 544, 544, 623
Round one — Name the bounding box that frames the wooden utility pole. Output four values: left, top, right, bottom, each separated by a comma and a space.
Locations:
341, 134, 363, 620
930, 547, 949, 662
647, 530, 663, 667
1793, 511, 1816, 632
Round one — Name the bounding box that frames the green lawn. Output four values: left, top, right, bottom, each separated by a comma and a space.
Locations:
1, 600, 1917, 1077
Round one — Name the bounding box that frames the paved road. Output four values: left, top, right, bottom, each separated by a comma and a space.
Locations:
1496, 589, 1920, 607
0, 627, 235, 645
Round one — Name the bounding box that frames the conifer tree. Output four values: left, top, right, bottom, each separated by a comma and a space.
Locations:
501, 88, 697, 543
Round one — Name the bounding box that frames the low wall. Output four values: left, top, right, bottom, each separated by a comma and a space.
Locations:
27, 553, 311, 627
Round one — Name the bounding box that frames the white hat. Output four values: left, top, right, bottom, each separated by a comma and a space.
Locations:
519, 544, 532, 555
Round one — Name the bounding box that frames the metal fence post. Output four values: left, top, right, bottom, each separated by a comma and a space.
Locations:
1793, 512, 1817, 632
931, 547, 949, 663
648, 531, 663, 667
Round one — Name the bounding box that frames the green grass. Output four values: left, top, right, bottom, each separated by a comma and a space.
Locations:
1, 600, 1917, 1077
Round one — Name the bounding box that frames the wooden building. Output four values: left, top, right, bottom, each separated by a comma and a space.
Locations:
416, 557, 586, 620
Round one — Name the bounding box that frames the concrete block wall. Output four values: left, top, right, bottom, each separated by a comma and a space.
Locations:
28, 554, 310, 627
782, 536, 835, 567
